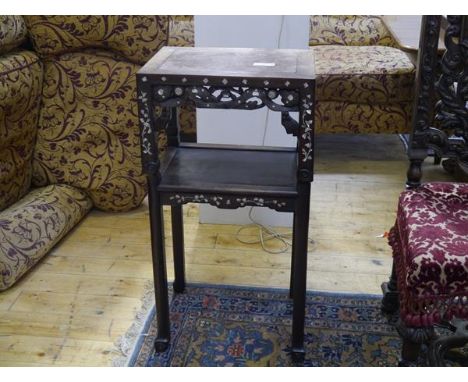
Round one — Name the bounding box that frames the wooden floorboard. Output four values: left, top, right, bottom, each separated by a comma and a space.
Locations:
0, 134, 454, 366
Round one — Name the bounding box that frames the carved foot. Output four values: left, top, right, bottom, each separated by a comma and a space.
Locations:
397, 359, 413, 367
154, 337, 170, 352
291, 347, 305, 364
442, 158, 457, 174
381, 260, 399, 314
428, 319, 468, 366
397, 320, 436, 365
173, 280, 185, 294
381, 282, 399, 314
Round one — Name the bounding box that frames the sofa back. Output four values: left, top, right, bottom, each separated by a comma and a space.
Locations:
0, 16, 43, 211
25, 16, 171, 65
24, 16, 194, 212
309, 15, 397, 47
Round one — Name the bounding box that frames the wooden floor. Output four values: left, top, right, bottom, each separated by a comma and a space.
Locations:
0, 134, 452, 366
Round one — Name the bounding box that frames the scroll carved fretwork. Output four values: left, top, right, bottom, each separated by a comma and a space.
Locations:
432, 16, 468, 171
163, 193, 294, 212
153, 85, 300, 112
409, 16, 442, 160
297, 88, 315, 181
410, 15, 468, 180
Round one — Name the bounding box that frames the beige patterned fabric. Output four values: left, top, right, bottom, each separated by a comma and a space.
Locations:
308, 18, 415, 134
24, 16, 170, 65
32, 50, 148, 211
313, 45, 415, 104
168, 16, 194, 47
168, 16, 196, 141
315, 101, 412, 134
0, 16, 27, 54
28, 16, 196, 199
0, 50, 43, 211
0, 184, 92, 290
309, 15, 397, 47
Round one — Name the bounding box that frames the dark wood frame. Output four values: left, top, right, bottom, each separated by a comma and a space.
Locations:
382, 15, 468, 366
137, 47, 315, 358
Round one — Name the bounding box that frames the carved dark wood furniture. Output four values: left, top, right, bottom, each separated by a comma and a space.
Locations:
137, 47, 315, 357
381, 16, 468, 366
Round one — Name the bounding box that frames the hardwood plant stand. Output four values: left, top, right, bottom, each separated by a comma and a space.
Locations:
137, 47, 315, 357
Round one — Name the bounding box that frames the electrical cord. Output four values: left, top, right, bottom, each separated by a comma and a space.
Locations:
236, 16, 303, 254
236, 207, 292, 254
235, 206, 315, 254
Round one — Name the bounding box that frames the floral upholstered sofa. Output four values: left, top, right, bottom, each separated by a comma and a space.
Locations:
309, 15, 415, 134
0, 15, 195, 290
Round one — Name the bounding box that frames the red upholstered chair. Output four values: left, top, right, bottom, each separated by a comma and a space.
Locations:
381, 16, 468, 366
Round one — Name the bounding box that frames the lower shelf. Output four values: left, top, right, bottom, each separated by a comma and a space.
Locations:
157, 145, 298, 198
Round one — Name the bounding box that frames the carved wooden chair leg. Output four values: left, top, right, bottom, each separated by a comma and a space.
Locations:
406, 157, 424, 189
428, 319, 468, 366
381, 260, 399, 314
397, 320, 436, 366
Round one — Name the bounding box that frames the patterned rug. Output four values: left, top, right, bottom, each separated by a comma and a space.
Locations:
125, 284, 408, 366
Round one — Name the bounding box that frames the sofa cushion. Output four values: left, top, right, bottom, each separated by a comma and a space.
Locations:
390, 182, 468, 326
397, 182, 468, 296
32, 50, 150, 211
312, 45, 415, 104
0, 50, 43, 211
309, 15, 396, 47
315, 100, 412, 134
0, 16, 27, 54
0, 184, 92, 290
24, 16, 170, 65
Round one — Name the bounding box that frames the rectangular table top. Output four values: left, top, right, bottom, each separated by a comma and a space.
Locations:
138, 47, 315, 88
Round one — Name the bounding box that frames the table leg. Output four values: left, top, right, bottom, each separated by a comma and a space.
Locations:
171, 205, 186, 293
148, 176, 170, 352
291, 183, 310, 358
289, 213, 296, 299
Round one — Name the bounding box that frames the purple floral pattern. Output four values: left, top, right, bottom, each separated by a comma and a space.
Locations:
309, 16, 397, 47
1, 16, 196, 289
167, 16, 196, 141
24, 16, 170, 65
168, 16, 194, 47
28, 16, 196, 211
309, 17, 414, 134
0, 16, 27, 54
0, 184, 92, 290
313, 45, 415, 104
32, 50, 148, 211
0, 50, 43, 210
390, 182, 468, 326
315, 101, 413, 134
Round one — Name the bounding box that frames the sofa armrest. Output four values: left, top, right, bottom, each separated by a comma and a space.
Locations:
168, 16, 194, 47
0, 16, 27, 54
